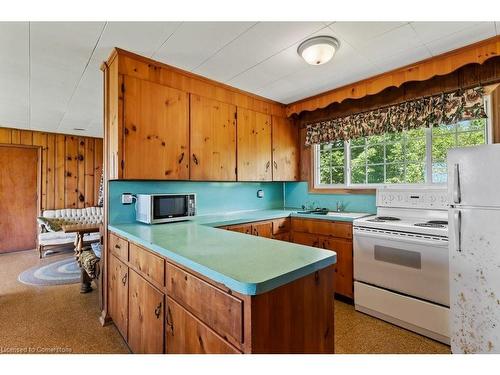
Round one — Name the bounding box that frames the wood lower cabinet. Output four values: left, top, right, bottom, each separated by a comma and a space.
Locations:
166, 297, 240, 354
252, 222, 273, 238
108, 254, 129, 341
128, 270, 165, 354
224, 218, 289, 240
291, 218, 354, 299
225, 223, 252, 234
122, 76, 189, 180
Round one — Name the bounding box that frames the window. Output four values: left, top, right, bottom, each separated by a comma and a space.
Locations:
315, 118, 489, 188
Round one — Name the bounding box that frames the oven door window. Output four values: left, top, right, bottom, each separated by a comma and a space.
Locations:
153, 196, 187, 219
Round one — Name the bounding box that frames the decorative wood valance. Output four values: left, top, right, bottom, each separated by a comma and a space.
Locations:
288, 35, 500, 117
305, 86, 487, 145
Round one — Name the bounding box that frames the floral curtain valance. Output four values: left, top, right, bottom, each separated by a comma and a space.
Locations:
305, 86, 487, 146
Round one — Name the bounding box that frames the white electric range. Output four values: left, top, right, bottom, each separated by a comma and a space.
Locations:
353, 188, 450, 344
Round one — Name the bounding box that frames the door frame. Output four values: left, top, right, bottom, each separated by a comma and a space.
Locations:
0, 143, 42, 216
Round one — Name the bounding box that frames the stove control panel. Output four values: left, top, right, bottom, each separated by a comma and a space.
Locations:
377, 189, 448, 210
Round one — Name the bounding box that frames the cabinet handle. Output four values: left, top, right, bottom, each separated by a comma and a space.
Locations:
114, 244, 121, 249
253, 228, 259, 236
166, 306, 174, 334
154, 302, 162, 319
245, 228, 251, 235
121, 273, 127, 286
273, 161, 278, 170
192, 153, 199, 165
178, 152, 185, 164
265, 161, 270, 171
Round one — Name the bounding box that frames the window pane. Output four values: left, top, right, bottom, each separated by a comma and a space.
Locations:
385, 142, 405, 163
406, 163, 426, 184
366, 144, 384, 164
350, 146, 366, 164
350, 137, 365, 147
351, 163, 366, 184
385, 131, 404, 143
386, 163, 405, 183
432, 162, 448, 184
319, 151, 331, 184
367, 134, 384, 145
432, 133, 455, 161
432, 123, 455, 136
406, 137, 426, 162
367, 164, 384, 184
331, 166, 345, 184
457, 131, 485, 147
330, 148, 345, 166
458, 119, 485, 132
406, 127, 426, 138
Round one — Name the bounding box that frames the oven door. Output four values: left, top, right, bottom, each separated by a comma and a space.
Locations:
353, 226, 449, 306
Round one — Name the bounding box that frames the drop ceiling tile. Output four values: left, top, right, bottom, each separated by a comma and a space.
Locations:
410, 22, 483, 44
193, 22, 326, 82
328, 22, 407, 46
371, 45, 432, 72
425, 22, 496, 56
153, 22, 255, 71
0, 22, 29, 128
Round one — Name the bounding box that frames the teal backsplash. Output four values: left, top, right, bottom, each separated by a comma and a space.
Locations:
109, 181, 285, 224
284, 182, 377, 214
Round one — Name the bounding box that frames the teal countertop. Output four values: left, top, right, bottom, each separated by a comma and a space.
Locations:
108, 208, 376, 296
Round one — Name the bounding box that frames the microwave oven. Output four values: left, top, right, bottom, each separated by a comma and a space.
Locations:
135, 193, 196, 224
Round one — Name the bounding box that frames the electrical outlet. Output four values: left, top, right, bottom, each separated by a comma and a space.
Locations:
257, 189, 264, 199
122, 193, 134, 205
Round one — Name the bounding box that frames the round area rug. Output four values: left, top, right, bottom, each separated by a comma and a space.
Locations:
18, 256, 80, 286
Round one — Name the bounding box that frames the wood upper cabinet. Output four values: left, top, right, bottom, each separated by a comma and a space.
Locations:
237, 107, 272, 181
108, 254, 129, 341
190, 94, 237, 181
272, 116, 299, 181
122, 76, 189, 179
128, 270, 165, 354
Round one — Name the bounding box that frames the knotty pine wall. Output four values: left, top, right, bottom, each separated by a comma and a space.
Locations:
0, 127, 103, 212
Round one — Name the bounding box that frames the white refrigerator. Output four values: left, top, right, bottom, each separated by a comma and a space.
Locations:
448, 144, 500, 353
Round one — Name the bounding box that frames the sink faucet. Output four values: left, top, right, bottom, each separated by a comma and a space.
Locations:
336, 201, 344, 212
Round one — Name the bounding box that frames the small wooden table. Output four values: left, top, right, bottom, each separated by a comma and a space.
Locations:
62, 223, 101, 293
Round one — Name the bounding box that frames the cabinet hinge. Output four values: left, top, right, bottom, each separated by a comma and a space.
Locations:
121, 82, 125, 93
234, 111, 237, 120
121, 160, 124, 170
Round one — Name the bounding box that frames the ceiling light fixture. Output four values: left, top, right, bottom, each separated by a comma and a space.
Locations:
297, 36, 340, 66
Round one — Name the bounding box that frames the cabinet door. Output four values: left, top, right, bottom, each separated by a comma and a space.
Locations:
226, 223, 252, 235
166, 298, 240, 354
108, 254, 129, 341
123, 76, 189, 179
272, 116, 299, 181
128, 270, 164, 353
322, 238, 353, 298
237, 107, 272, 181
190, 94, 236, 181
272, 232, 290, 242
291, 232, 320, 247
252, 222, 273, 238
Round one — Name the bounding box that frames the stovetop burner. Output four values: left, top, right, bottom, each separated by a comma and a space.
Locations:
414, 223, 446, 228
367, 216, 401, 223
427, 220, 448, 225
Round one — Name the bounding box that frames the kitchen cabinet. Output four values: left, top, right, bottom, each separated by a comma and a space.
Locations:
190, 94, 237, 181
225, 219, 286, 240
122, 76, 189, 179
128, 270, 165, 354
237, 107, 272, 181
108, 254, 129, 341
165, 297, 240, 354
225, 223, 252, 234
252, 222, 273, 238
291, 218, 354, 299
272, 115, 299, 181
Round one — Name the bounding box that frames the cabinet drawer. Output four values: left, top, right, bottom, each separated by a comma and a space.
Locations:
226, 223, 252, 235
166, 262, 243, 344
291, 218, 352, 239
291, 231, 320, 247
272, 218, 290, 234
129, 243, 165, 286
109, 232, 129, 261
166, 298, 240, 354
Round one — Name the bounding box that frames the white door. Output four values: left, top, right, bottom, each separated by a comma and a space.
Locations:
449, 207, 500, 353
447, 144, 500, 208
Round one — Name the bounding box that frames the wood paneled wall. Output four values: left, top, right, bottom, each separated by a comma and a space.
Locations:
0, 127, 103, 212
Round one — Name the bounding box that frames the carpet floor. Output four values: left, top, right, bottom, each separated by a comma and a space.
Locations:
0, 249, 449, 354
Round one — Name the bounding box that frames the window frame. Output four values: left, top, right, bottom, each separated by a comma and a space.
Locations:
313, 96, 491, 190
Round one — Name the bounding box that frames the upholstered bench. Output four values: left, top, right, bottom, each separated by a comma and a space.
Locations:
37, 207, 103, 258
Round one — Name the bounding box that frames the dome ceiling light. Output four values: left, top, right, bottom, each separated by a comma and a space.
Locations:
297, 36, 340, 65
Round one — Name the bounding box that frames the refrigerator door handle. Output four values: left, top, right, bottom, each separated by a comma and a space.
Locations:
454, 210, 462, 252
453, 163, 461, 204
